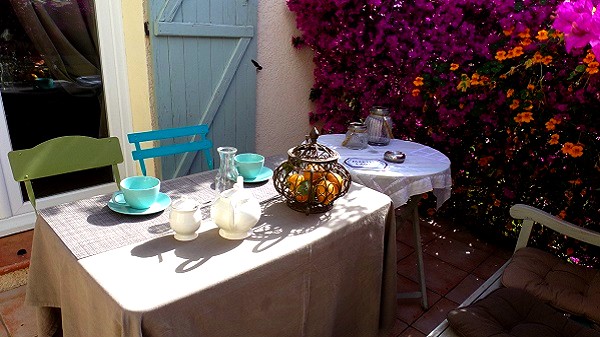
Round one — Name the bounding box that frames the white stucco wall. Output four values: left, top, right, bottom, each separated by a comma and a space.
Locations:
255, 0, 314, 156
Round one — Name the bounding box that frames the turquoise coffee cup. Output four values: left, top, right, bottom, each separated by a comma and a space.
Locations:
234, 153, 265, 179
111, 176, 160, 209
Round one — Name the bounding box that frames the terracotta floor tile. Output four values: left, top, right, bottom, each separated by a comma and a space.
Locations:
0, 285, 36, 337
472, 253, 510, 280
397, 326, 426, 337
445, 274, 485, 305
423, 236, 492, 273
388, 318, 409, 337
0, 231, 33, 275
396, 241, 414, 262
398, 221, 445, 249
396, 275, 442, 325
411, 298, 459, 336
493, 246, 514, 260
398, 252, 469, 297
422, 216, 453, 233
444, 226, 498, 254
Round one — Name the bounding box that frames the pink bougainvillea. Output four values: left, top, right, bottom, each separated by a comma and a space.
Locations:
288, 0, 600, 266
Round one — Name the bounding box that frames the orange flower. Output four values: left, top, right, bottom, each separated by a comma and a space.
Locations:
413, 76, 424, 86
586, 61, 599, 74
545, 120, 556, 130
506, 88, 514, 98
503, 27, 514, 36
495, 50, 507, 61
520, 38, 532, 46
470, 73, 481, 85
514, 112, 533, 123
542, 55, 553, 65
569, 178, 582, 185
518, 28, 530, 39
558, 210, 567, 219
527, 83, 535, 90
569, 144, 584, 157
509, 99, 520, 110
411, 88, 420, 97
532, 51, 544, 63
548, 134, 559, 145
561, 142, 574, 155
450, 63, 459, 71
520, 111, 533, 123
536, 29, 549, 41
511, 46, 524, 57
583, 53, 595, 64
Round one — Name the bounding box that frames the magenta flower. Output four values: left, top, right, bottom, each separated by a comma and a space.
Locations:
553, 0, 600, 56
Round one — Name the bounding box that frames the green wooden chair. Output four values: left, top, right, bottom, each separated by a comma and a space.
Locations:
127, 124, 214, 177
7, 136, 124, 212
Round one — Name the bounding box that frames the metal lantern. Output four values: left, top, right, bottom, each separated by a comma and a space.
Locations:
273, 128, 351, 214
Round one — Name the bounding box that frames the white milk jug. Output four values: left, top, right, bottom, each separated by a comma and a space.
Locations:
169, 198, 202, 241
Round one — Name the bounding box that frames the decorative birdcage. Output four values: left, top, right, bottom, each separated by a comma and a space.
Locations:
273, 128, 351, 214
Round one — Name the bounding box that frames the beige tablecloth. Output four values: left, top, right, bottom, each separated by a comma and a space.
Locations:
26, 167, 397, 337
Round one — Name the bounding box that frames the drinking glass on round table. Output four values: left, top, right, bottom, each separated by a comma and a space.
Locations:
319, 133, 452, 309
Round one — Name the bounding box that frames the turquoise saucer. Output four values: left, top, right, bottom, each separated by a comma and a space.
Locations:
243, 167, 273, 183
108, 192, 171, 215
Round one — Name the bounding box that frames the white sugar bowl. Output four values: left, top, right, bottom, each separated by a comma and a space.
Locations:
169, 198, 202, 241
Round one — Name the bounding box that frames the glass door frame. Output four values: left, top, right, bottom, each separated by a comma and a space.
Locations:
0, 0, 137, 237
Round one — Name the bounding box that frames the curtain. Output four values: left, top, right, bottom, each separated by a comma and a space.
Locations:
8, 0, 107, 136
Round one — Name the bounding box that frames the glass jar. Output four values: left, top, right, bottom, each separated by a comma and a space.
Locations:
214, 146, 239, 193
342, 122, 368, 150
365, 106, 393, 146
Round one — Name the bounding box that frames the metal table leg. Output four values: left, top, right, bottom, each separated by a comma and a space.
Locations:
395, 196, 428, 310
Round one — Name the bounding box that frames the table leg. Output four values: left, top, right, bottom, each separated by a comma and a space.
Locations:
396, 196, 429, 310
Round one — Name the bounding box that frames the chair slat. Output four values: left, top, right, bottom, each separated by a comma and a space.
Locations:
127, 125, 214, 177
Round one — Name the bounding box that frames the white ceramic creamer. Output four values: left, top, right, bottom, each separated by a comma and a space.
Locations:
169, 198, 202, 241
211, 176, 261, 240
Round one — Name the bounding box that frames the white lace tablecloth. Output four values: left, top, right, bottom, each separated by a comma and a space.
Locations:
319, 134, 452, 209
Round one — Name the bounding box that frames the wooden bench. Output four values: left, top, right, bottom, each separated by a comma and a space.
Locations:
428, 204, 600, 337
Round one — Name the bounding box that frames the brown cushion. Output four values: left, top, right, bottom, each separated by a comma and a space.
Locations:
447, 287, 600, 337
502, 247, 600, 324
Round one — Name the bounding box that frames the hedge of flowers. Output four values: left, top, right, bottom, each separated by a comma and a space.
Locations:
288, 0, 600, 266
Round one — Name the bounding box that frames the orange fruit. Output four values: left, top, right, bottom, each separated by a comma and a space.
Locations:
325, 172, 344, 190
293, 180, 310, 202
287, 173, 305, 188
302, 164, 326, 182
314, 180, 339, 205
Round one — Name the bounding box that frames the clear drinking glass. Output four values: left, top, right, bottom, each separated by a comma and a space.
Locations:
214, 146, 239, 193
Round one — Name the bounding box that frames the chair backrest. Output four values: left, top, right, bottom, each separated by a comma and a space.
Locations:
7, 136, 124, 212
126, 124, 214, 177
510, 203, 600, 251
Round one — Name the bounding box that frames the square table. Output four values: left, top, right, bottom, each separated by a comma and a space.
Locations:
25, 158, 397, 337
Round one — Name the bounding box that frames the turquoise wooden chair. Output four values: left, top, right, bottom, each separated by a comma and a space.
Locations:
127, 124, 214, 177
7, 136, 124, 212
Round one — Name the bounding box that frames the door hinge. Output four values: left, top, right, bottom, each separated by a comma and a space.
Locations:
144, 21, 150, 36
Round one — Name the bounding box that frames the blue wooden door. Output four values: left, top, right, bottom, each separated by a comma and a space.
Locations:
148, 0, 257, 179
